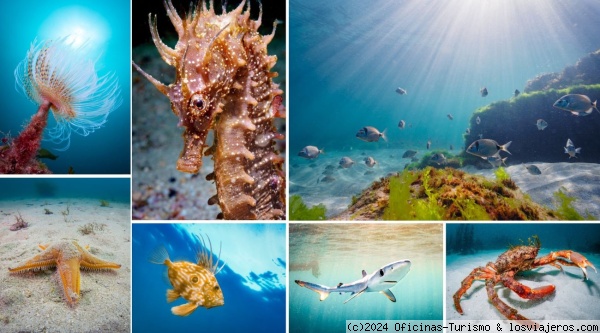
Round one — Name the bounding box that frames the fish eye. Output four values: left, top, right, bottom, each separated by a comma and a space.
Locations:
189, 94, 206, 111
191, 276, 199, 283
214, 285, 220, 291
379, 269, 384, 276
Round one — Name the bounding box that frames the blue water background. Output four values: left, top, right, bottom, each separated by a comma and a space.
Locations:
289, 223, 443, 333
0, 0, 130, 174
132, 223, 286, 333
289, 0, 600, 206
0, 177, 130, 203
447, 223, 600, 251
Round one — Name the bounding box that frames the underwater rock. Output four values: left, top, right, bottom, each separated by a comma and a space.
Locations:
525, 49, 600, 92
332, 167, 558, 221
464, 84, 600, 165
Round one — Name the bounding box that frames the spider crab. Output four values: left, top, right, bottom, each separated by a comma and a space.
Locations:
453, 236, 596, 320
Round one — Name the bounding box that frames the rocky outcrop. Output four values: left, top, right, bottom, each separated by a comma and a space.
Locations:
525, 49, 600, 92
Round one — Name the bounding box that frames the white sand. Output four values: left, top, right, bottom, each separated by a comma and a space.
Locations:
0, 199, 130, 333
447, 250, 600, 320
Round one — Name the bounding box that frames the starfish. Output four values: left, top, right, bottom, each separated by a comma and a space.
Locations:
8, 240, 121, 307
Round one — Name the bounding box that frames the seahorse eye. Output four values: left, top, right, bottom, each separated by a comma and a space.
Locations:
190, 94, 206, 111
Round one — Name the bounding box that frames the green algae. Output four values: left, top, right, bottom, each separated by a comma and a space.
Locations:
553, 187, 596, 220
290, 195, 327, 220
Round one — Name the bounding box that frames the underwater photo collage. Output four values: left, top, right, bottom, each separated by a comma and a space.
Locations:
1, 0, 600, 332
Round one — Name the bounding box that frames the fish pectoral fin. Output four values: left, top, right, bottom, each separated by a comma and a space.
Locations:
166, 289, 180, 303
171, 302, 199, 316
343, 289, 366, 304
381, 289, 396, 302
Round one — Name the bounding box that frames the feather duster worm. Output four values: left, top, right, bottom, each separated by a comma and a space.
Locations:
1, 37, 121, 173
133, 0, 286, 220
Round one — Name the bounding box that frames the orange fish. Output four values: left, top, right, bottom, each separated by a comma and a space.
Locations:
150, 234, 225, 316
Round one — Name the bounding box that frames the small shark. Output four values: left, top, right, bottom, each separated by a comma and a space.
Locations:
295, 259, 411, 303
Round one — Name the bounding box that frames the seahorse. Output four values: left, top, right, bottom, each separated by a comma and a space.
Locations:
133, 0, 285, 220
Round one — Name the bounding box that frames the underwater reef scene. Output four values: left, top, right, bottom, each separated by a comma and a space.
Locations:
289, 0, 600, 220
446, 224, 600, 320
289, 223, 443, 333
132, 0, 286, 220
0, 178, 131, 332
0, 0, 130, 174
132, 223, 285, 332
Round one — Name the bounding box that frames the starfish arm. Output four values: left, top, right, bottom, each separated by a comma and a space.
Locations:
76, 243, 121, 270
8, 246, 60, 273
57, 257, 82, 306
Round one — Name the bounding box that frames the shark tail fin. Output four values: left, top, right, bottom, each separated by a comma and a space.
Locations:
295, 280, 331, 301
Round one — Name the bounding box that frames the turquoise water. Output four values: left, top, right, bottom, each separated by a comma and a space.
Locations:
289, 224, 443, 332
132, 223, 286, 333
0, 178, 130, 203
0, 0, 130, 174
289, 0, 600, 215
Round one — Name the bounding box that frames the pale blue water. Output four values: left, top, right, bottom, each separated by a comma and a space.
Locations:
0, 0, 130, 174
289, 0, 600, 215
289, 223, 443, 332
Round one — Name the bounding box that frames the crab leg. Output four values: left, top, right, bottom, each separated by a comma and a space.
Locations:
501, 271, 555, 299
486, 280, 532, 322
453, 264, 497, 314
534, 250, 597, 280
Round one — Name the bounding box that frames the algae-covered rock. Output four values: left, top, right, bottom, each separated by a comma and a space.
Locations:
333, 167, 558, 221
464, 84, 600, 165
525, 49, 600, 92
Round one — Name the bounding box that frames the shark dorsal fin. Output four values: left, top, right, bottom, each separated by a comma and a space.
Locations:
362, 270, 367, 277
380, 289, 396, 302
344, 288, 367, 304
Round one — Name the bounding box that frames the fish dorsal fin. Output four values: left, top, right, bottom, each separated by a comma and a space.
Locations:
362, 270, 367, 277
344, 288, 366, 304
171, 302, 199, 316
380, 289, 396, 302
166, 289, 180, 303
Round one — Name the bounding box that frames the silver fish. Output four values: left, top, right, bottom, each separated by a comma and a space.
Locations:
476, 116, 481, 125
298, 146, 324, 159
402, 150, 417, 158
466, 139, 512, 158
478, 134, 483, 139
487, 154, 507, 168
356, 126, 387, 142
396, 87, 407, 95
564, 138, 581, 159
364, 156, 377, 167
430, 153, 446, 165
426, 140, 431, 150
553, 94, 599, 116
449, 144, 454, 150
447, 114, 454, 120
319, 175, 336, 183
536, 119, 548, 131
339, 157, 355, 168
525, 165, 541, 175
480, 87, 488, 97
514, 89, 520, 97
465, 128, 471, 135
398, 120, 406, 129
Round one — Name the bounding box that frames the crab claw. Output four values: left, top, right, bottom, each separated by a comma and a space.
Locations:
569, 251, 597, 280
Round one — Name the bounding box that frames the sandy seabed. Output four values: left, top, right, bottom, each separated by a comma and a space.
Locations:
447, 250, 600, 320
0, 199, 130, 333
